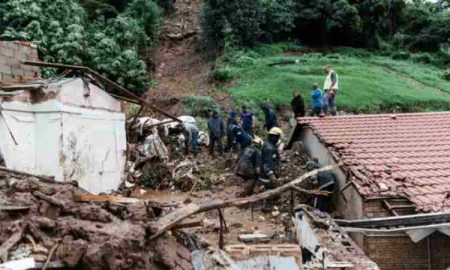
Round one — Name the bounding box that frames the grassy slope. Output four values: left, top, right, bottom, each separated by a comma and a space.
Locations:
222, 45, 450, 113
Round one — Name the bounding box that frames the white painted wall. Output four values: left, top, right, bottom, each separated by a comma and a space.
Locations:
0, 78, 126, 194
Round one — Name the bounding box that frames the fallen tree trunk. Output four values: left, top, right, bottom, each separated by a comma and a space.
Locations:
150, 164, 339, 240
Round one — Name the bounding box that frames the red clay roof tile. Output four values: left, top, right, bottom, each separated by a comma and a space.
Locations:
299, 112, 450, 212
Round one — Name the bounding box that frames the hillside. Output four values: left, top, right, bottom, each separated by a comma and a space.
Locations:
218, 45, 450, 114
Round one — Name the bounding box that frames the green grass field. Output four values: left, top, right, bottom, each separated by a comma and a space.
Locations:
219, 45, 450, 113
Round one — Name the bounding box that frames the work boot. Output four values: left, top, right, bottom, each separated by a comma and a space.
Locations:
262, 200, 273, 213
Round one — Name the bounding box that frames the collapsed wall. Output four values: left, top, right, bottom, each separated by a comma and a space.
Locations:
0, 41, 40, 82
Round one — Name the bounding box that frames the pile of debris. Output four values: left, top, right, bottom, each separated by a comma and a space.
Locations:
0, 169, 193, 270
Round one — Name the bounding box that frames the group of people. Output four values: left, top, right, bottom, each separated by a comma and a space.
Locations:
177, 65, 340, 212
290, 65, 340, 118
178, 102, 283, 211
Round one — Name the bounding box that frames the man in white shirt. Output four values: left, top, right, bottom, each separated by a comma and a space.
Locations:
323, 65, 339, 116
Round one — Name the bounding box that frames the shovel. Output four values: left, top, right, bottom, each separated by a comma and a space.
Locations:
224, 143, 236, 168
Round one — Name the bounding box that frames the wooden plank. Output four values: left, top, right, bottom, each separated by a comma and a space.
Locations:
0, 205, 31, 211
0, 223, 27, 262
73, 193, 177, 207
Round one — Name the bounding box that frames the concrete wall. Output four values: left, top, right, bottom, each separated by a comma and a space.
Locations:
0, 78, 126, 194
0, 41, 40, 81
302, 129, 364, 220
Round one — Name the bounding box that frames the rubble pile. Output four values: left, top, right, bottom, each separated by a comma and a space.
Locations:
0, 171, 192, 270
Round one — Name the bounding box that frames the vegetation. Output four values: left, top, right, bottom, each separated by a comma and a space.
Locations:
218, 45, 450, 113
0, 0, 161, 95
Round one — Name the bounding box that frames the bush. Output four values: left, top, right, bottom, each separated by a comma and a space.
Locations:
443, 69, 450, 81
183, 96, 218, 117
211, 67, 234, 82
391, 51, 411, 60
411, 53, 433, 64
234, 56, 256, 68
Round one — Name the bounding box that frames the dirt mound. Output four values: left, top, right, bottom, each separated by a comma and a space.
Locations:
0, 171, 191, 269
145, 0, 232, 114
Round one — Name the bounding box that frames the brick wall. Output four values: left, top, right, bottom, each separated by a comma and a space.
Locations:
0, 41, 40, 82
364, 233, 450, 270
362, 200, 450, 270
364, 200, 390, 218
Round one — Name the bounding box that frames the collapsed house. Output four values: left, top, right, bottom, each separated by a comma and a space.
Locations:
299, 113, 450, 270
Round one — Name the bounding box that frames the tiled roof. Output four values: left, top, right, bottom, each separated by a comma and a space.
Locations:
299, 112, 450, 212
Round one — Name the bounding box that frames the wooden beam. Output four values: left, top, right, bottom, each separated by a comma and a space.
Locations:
149, 164, 339, 240
341, 223, 450, 234
0, 166, 56, 184
73, 193, 177, 207
22, 61, 182, 123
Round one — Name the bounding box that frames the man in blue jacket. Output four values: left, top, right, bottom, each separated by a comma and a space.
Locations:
261, 103, 278, 131
231, 125, 253, 153
225, 110, 239, 152
208, 110, 226, 157
240, 106, 254, 136
311, 83, 323, 116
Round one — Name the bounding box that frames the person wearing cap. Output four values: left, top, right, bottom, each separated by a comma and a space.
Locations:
311, 83, 323, 116
208, 110, 226, 157
306, 160, 336, 213
235, 136, 263, 196
261, 103, 279, 131
240, 106, 254, 136
323, 65, 339, 116
225, 110, 239, 152
181, 122, 199, 157
231, 125, 253, 152
261, 127, 283, 212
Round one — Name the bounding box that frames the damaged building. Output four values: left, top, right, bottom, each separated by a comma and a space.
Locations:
299, 113, 450, 269
0, 41, 127, 194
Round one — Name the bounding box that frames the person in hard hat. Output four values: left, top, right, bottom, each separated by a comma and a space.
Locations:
311, 83, 323, 116
180, 122, 199, 157
225, 110, 239, 153
261, 127, 283, 212
235, 136, 263, 196
261, 102, 279, 131
306, 160, 336, 213
208, 110, 226, 157
231, 125, 253, 152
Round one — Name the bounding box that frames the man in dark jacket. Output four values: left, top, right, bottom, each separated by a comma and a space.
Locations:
291, 91, 305, 118
231, 125, 253, 152
208, 110, 226, 157
261, 127, 283, 212
306, 160, 336, 213
235, 136, 263, 196
225, 110, 238, 152
240, 106, 254, 136
261, 103, 278, 131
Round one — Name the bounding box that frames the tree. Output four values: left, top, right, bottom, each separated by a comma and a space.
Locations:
293, 0, 361, 46
201, 0, 265, 48
260, 0, 297, 42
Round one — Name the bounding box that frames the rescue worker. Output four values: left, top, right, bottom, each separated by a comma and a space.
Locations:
225, 110, 238, 152
291, 91, 306, 118
181, 122, 199, 157
261, 103, 279, 131
240, 106, 254, 136
231, 125, 253, 152
306, 160, 336, 213
235, 136, 263, 196
261, 127, 283, 212
208, 110, 226, 157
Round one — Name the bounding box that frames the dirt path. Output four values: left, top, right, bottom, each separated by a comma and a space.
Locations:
144, 0, 231, 115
